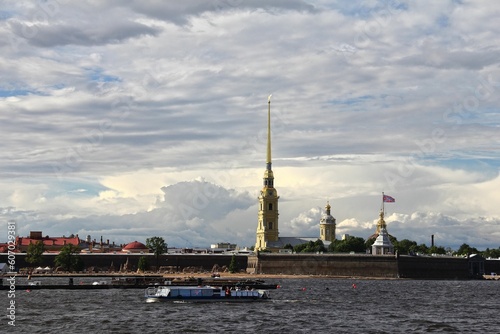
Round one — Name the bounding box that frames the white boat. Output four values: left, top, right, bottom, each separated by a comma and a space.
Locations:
28, 281, 42, 286
92, 281, 108, 285
145, 286, 270, 303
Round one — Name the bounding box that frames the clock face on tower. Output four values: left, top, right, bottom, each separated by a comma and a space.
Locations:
267, 189, 273, 196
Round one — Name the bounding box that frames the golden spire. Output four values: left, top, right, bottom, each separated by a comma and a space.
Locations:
266, 94, 272, 170
263, 95, 274, 188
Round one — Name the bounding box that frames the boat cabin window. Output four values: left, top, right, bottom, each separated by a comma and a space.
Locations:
202, 289, 214, 297
191, 289, 202, 296
179, 289, 191, 297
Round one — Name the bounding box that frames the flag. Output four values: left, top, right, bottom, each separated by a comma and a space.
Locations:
383, 195, 395, 203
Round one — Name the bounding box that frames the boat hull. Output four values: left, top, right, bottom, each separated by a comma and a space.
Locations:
145, 286, 270, 303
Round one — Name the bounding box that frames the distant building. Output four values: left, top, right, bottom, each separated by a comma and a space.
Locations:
122, 241, 150, 254
211, 243, 237, 251
15, 231, 82, 253
72, 235, 122, 253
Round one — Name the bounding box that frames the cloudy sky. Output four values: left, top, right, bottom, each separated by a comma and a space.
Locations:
1, 0, 499, 250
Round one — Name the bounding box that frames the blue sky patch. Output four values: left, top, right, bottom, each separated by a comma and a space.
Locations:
328, 95, 375, 106
87, 68, 120, 83
0, 89, 34, 97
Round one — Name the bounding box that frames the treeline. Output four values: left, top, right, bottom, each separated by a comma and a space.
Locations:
279, 236, 500, 258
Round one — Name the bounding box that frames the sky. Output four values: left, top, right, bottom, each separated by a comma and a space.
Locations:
1, 0, 499, 250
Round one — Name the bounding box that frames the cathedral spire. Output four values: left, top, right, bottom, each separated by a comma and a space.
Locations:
263, 94, 274, 188
266, 94, 272, 171
256, 95, 280, 251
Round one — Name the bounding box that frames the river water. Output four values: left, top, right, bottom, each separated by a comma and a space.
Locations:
3, 278, 499, 333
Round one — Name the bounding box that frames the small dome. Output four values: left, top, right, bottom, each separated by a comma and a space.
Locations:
123, 241, 148, 250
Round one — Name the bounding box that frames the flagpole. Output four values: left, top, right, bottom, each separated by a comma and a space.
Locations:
382, 192, 385, 215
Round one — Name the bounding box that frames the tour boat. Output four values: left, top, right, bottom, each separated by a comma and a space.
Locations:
145, 285, 270, 303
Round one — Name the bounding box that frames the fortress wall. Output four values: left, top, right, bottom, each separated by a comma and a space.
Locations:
251, 254, 399, 278
397, 255, 469, 279
0, 253, 247, 273
250, 254, 473, 279
0, 252, 480, 279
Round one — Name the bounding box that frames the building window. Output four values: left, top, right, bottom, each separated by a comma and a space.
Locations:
268, 203, 273, 210
269, 222, 273, 230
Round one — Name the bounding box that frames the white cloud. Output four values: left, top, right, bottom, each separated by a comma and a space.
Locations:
0, 0, 499, 250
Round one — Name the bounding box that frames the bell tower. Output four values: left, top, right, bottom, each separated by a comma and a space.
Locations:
255, 95, 280, 251
320, 201, 336, 242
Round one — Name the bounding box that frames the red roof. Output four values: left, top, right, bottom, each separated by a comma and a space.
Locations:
15, 236, 80, 247
123, 241, 148, 250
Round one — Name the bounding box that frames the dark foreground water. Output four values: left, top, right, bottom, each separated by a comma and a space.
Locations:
3, 278, 499, 333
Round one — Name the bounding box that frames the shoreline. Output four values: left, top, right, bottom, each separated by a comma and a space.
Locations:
4, 272, 399, 280
2, 272, 494, 280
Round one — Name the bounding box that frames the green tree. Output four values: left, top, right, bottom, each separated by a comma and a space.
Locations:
228, 254, 238, 273
483, 247, 500, 258
330, 236, 366, 253
328, 239, 341, 252
313, 239, 327, 253
294, 240, 326, 253
364, 238, 375, 250
414, 243, 430, 255
138, 256, 150, 272
146, 237, 167, 271
26, 240, 45, 267
456, 243, 479, 256
55, 244, 82, 272
429, 245, 447, 255
396, 239, 418, 255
